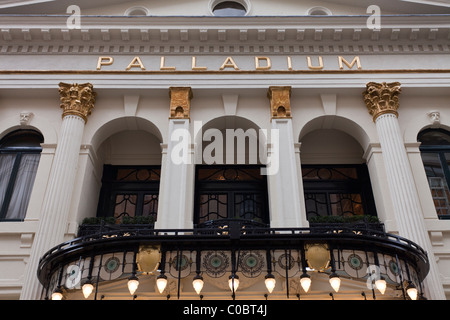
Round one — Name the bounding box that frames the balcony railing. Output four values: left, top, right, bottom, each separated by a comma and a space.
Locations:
39, 218, 430, 300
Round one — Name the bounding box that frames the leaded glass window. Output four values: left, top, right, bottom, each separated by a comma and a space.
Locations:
96, 165, 160, 223
418, 129, 450, 219
302, 165, 377, 220
194, 166, 269, 225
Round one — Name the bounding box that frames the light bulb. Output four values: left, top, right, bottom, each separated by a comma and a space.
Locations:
375, 278, 387, 295
193, 275, 204, 295
51, 288, 64, 300
228, 275, 240, 292
264, 274, 276, 293
329, 273, 341, 293
300, 273, 311, 293
82, 282, 94, 299
127, 276, 139, 295
406, 282, 418, 300
156, 274, 168, 294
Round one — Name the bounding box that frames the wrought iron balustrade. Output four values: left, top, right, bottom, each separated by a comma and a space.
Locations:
39, 219, 429, 301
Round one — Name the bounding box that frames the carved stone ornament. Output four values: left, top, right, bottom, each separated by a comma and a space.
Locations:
59, 82, 97, 123
268, 86, 292, 119
428, 111, 441, 127
19, 112, 34, 126
363, 82, 402, 122
169, 87, 193, 119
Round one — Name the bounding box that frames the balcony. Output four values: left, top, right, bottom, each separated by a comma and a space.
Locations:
38, 219, 429, 300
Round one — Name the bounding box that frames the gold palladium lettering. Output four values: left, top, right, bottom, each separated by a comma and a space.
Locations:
126, 56, 146, 71
287, 56, 293, 71
97, 56, 114, 70
338, 56, 362, 70
192, 57, 207, 71
220, 57, 240, 70
255, 56, 272, 70
307, 56, 324, 70
160, 56, 176, 71
95, 55, 363, 71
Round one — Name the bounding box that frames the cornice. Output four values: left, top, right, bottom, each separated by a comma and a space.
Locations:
0, 15, 449, 48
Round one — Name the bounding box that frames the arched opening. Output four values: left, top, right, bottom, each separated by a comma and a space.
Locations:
0, 129, 43, 221
418, 128, 450, 219
124, 6, 149, 16
307, 6, 332, 16
83, 118, 163, 226
193, 116, 269, 227
211, 0, 248, 16
299, 120, 377, 223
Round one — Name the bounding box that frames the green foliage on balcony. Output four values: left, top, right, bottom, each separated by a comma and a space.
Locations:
308, 215, 380, 224
81, 215, 155, 225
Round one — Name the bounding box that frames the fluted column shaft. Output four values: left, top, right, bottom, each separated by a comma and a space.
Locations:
20, 83, 95, 300
365, 82, 445, 300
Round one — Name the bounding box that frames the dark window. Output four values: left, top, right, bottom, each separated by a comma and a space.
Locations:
418, 129, 450, 219
0, 130, 43, 221
194, 165, 269, 225
302, 165, 377, 220
213, 1, 247, 16
96, 165, 161, 223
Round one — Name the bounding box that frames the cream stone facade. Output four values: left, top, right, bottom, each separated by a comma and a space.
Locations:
0, 0, 449, 301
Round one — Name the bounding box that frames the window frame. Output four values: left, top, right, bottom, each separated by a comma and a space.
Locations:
302, 164, 377, 220
0, 130, 43, 222
418, 128, 450, 220
194, 165, 270, 225
96, 165, 161, 222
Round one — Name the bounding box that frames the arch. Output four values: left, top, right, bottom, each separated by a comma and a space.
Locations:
209, 0, 251, 16
0, 114, 57, 145
124, 6, 150, 16
306, 6, 332, 16
89, 116, 163, 152
194, 115, 267, 165
299, 115, 371, 152
404, 112, 450, 144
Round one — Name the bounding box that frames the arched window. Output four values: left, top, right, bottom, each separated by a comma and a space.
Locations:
418, 128, 450, 219
307, 7, 332, 16
0, 130, 43, 221
211, 1, 248, 16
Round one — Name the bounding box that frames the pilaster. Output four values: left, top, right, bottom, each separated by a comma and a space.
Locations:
266, 86, 304, 228
155, 87, 194, 230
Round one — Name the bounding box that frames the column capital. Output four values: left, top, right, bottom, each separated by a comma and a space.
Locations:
363, 82, 402, 122
169, 87, 193, 120
267, 86, 292, 120
59, 82, 97, 123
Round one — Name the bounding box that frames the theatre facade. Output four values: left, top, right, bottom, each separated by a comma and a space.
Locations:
0, 0, 449, 300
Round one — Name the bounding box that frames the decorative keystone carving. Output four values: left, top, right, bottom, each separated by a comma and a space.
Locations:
169, 87, 193, 119
363, 82, 402, 122
59, 82, 97, 123
428, 111, 441, 127
268, 86, 292, 119
19, 112, 34, 126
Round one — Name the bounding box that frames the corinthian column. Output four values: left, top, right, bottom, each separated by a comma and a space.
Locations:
155, 87, 195, 230
363, 82, 445, 300
20, 83, 96, 300
266, 87, 305, 228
